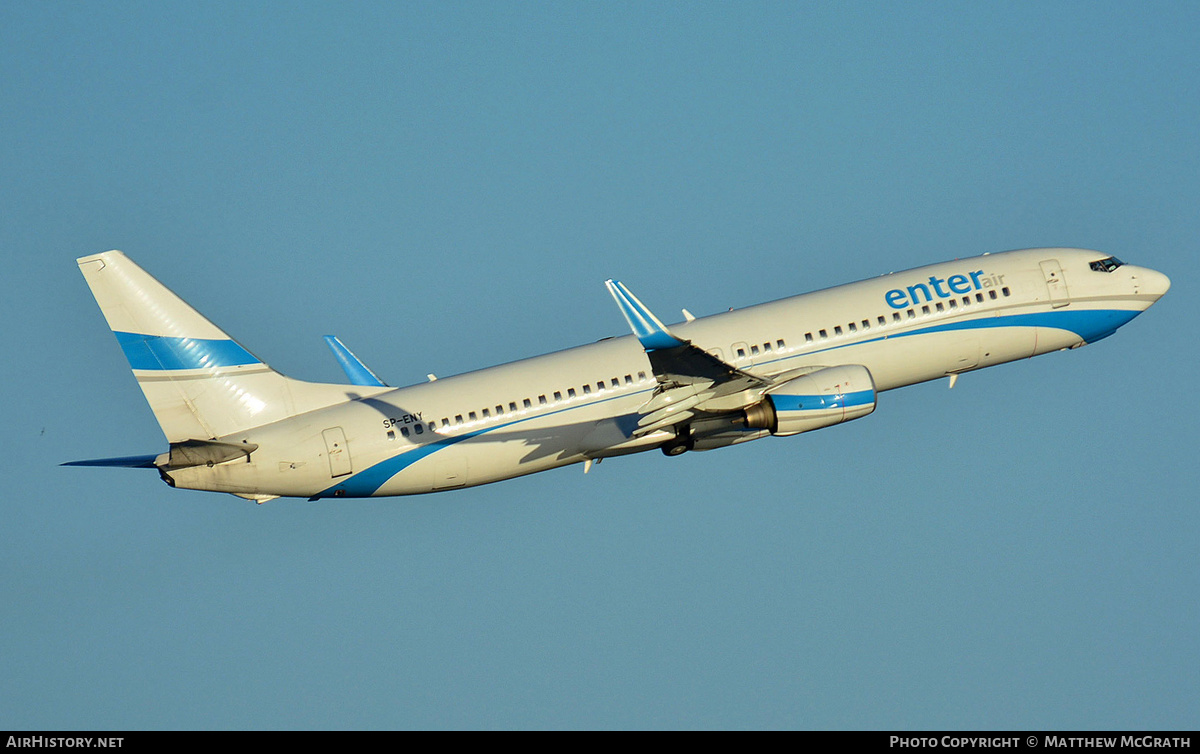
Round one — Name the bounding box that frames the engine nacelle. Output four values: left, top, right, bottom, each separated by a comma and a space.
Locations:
744, 365, 877, 437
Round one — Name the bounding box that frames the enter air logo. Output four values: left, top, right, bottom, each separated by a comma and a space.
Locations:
885, 270, 1007, 309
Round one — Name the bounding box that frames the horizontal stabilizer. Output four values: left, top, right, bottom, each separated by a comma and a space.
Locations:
63, 440, 258, 472
324, 336, 388, 387
62, 454, 159, 469
163, 439, 258, 470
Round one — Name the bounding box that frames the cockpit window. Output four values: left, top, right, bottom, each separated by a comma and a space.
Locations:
1089, 256, 1125, 273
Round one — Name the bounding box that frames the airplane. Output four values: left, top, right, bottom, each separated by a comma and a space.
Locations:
66, 248, 1169, 502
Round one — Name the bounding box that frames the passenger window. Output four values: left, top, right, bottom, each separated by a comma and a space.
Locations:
583, 385, 591, 394
455, 415, 463, 425
441, 418, 450, 428
892, 313, 901, 323
611, 378, 620, 388
763, 342, 772, 353
538, 395, 547, 405
989, 290, 997, 300
777, 339, 785, 349
805, 333, 813, 343
935, 302, 944, 312
482, 408, 491, 418
921, 305, 930, 315
596, 382, 604, 392
415, 424, 424, 435
949, 299, 957, 309
878, 316, 886, 326
510, 402, 518, 412
1002, 287, 1011, 297
637, 371, 647, 381
401, 427, 410, 437
834, 326, 842, 336
554, 391, 562, 401
861, 321, 869, 330
848, 323, 857, 333
496, 405, 504, 415
819, 329, 828, 339
523, 399, 532, 409
906, 309, 915, 319
976, 293, 984, 303
468, 411, 477, 421
624, 375, 633, 385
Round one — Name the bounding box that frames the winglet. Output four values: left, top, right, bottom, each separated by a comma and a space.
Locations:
605, 280, 687, 351
323, 336, 388, 387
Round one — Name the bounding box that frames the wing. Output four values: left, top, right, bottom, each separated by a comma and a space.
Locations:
605, 280, 772, 435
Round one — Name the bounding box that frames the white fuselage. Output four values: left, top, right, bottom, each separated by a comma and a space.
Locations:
163, 248, 1168, 499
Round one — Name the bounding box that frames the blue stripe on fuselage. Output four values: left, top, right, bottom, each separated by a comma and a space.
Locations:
313, 306, 1142, 498
900, 309, 1141, 344
313, 389, 653, 499
315, 432, 476, 498
751, 307, 1142, 370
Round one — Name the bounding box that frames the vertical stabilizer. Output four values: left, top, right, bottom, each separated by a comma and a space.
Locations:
77, 251, 382, 442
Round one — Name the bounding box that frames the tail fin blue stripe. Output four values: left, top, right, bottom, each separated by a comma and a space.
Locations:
323, 336, 387, 387
605, 280, 686, 351
114, 332, 260, 371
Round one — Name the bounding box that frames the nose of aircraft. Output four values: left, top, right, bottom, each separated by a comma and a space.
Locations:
1136, 267, 1171, 300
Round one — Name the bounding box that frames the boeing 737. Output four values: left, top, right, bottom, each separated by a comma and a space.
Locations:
66, 248, 1169, 502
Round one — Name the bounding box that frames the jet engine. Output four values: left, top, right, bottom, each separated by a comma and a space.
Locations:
743, 364, 876, 436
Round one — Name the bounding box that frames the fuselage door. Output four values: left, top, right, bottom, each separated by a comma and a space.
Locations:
322, 427, 353, 478
1040, 259, 1070, 309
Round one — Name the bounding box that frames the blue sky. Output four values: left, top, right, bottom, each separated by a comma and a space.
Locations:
3, 2, 1197, 729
